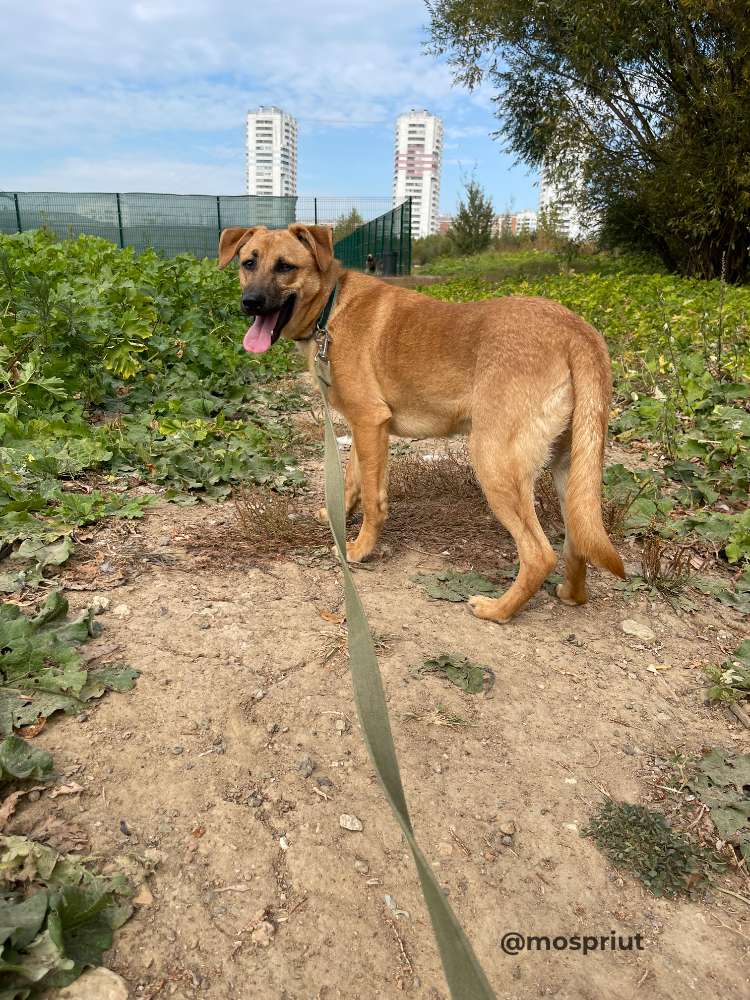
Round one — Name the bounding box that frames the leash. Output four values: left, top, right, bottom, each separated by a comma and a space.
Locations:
312, 295, 496, 1000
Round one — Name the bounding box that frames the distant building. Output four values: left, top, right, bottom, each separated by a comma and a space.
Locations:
436, 214, 453, 235
493, 211, 538, 237
246, 106, 298, 197
538, 164, 584, 239
392, 110, 444, 239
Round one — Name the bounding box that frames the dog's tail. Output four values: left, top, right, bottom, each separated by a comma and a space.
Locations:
565, 332, 626, 579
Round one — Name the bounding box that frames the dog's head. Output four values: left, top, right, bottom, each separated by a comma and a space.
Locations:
217, 224, 334, 354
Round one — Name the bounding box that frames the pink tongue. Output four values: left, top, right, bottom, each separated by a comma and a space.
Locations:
243, 311, 280, 354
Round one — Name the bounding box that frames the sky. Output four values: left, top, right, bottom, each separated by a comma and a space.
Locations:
1, 1, 539, 216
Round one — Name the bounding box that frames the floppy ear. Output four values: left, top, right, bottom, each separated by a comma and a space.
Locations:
217, 226, 264, 268
289, 224, 334, 272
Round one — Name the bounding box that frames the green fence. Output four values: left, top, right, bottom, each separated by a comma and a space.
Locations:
334, 199, 412, 276
0, 191, 411, 272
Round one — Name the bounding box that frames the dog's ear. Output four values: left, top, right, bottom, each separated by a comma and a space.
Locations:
289, 224, 334, 272
217, 226, 264, 269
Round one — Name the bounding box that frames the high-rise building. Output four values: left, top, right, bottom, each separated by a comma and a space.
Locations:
538, 163, 584, 239
392, 110, 443, 239
246, 106, 298, 197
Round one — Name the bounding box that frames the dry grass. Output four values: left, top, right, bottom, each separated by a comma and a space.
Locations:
640, 534, 692, 595
232, 489, 328, 556
402, 703, 473, 729
382, 448, 563, 570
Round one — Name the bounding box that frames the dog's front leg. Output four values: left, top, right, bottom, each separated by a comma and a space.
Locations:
345, 421, 390, 562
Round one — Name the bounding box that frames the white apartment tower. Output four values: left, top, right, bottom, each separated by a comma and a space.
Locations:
392, 110, 443, 239
246, 107, 298, 197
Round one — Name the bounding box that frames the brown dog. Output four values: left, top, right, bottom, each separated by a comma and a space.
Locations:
218, 223, 625, 622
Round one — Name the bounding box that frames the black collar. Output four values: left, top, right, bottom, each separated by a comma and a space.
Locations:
300, 282, 338, 342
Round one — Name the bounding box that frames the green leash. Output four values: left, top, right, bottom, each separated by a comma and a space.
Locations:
313, 295, 496, 1000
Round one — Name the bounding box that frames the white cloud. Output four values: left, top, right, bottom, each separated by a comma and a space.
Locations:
3, 156, 243, 195
1, 0, 456, 150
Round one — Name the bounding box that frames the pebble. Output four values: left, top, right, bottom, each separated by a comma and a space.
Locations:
335, 718, 347, 734
172, 746, 184, 755
250, 920, 276, 947
111, 603, 131, 619
279, 836, 289, 851
620, 619, 655, 642
501, 834, 514, 847
297, 755, 315, 778
498, 817, 517, 836
339, 814, 363, 832
90, 595, 111, 614
28, 790, 40, 803
354, 859, 369, 874
316, 777, 334, 790
254, 689, 266, 701
55, 968, 128, 1000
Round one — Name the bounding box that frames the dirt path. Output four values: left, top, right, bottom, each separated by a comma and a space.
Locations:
21, 430, 749, 1000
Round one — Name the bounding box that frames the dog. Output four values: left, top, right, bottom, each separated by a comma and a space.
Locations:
218, 223, 625, 622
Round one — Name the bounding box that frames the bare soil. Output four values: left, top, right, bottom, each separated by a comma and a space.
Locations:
17, 419, 750, 1000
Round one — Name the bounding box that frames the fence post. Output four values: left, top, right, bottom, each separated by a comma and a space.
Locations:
406, 197, 412, 274
13, 193, 22, 233
216, 196, 222, 237
115, 193, 124, 249
314, 197, 318, 225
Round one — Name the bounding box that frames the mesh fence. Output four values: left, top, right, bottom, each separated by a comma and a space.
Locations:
0, 192, 408, 269
334, 199, 412, 276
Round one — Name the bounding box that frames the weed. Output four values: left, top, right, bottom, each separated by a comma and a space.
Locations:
583, 798, 724, 897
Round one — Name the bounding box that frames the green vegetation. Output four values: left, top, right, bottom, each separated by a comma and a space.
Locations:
0, 834, 133, 996
584, 799, 724, 898
0, 591, 138, 734
0, 230, 302, 590
448, 177, 495, 256
421, 254, 750, 570
685, 749, 750, 861
428, 1, 750, 281
705, 642, 750, 706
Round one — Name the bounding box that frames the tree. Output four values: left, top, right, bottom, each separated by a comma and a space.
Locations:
449, 178, 495, 255
427, 1, 750, 281
332, 208, 364, 243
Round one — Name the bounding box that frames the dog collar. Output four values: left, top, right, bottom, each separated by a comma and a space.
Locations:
313, 282, 338, 387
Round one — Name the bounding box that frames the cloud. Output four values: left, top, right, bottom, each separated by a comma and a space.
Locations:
3, 156, 243, 195
2, 1, 455, 150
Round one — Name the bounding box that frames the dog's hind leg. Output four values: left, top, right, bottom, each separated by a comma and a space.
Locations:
315, 441, 361, 525
345, 421, 390, 562
549, 433, 587, 606
467, 382, 571, 622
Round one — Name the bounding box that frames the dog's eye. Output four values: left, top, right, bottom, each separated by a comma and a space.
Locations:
242, 258, 256, 271
274, 259, 297, 273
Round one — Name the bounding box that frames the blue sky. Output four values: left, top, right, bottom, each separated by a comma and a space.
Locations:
1, 1, 539, 216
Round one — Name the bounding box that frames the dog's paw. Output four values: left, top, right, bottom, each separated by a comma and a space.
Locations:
468, 594, 512, 624
314, 507, 329, 525
345, 540, 372, 563
555, 583, 587, 607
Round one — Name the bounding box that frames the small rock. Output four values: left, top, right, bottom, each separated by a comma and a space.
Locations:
297, 755, 315, 778
279, 836, 289, 851
501, 834, 514, 847
354, 859, 369, 875
247, 793, 263, 808
339, 814, 363, 832
250, 920, 276, 948
335, 718, 347, 734
437, 841, 454, 858
111, 603, 131, 620
56, 967, 128, 1000
172, 746, 184, 755
76, 712, 89, 723
316, 777, 334, 790
133, 885, 154, 907
620, 619, 655, 642
28, 790, 41, 803
90, 595, 111, 614
498, 817, 517, 836
254, 689, 266, 701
